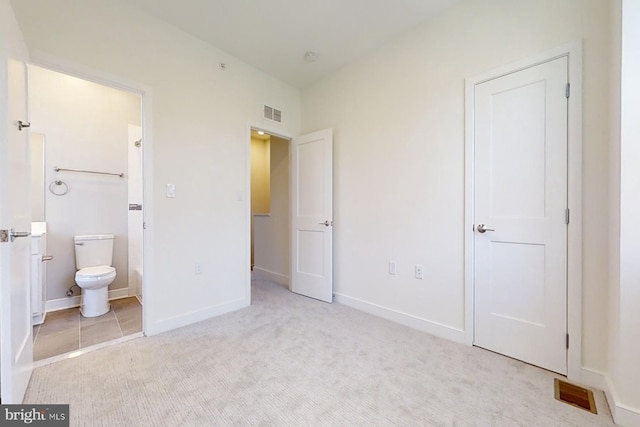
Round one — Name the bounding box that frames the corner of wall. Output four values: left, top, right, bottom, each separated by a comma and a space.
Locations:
144, 297, 250, 337
334, 293, 466, 344
581, 367, 640, 426
252, 267, 288, 286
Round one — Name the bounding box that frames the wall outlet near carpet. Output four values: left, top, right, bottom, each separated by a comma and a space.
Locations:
195, 262, 202, 275
415, 265, 423, 280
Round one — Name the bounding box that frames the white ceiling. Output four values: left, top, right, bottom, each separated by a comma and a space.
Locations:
128, 0, 461, 89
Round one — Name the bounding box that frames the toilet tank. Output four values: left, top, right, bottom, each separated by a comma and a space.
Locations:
74, 234, 114, 269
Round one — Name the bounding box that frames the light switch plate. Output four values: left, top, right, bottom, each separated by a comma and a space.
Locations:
166, 184, 175, 198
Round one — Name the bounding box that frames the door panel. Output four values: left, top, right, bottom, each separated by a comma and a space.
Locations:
490, 241, 545, 326
290, 129, 333, 303
490, 80, 546, 218
1, 57, 33, 403
474, 57, 568, 374
297, 141, 325, 217
297, 230, 324, 276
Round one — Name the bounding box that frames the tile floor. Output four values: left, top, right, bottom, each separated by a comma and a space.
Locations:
32, 297, 142, 361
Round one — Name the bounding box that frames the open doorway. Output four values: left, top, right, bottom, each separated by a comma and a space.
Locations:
27, 65, 145, 362
250, 129, 290, 287
249, 127, 334, 303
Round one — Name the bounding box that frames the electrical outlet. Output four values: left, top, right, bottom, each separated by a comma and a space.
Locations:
415, 264, 424, 280
389, 260, 397, 275
195, 262, 202, 275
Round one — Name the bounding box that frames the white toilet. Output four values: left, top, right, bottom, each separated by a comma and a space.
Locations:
74, 234, 116, 317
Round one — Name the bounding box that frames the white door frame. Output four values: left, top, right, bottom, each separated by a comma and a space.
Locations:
464, 41, 583, 380
245, 124, 293, 299
28, 51, 154, 336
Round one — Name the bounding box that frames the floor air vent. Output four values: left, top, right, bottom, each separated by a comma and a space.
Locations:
554, 378, 597, 414
264, 105, 282, 123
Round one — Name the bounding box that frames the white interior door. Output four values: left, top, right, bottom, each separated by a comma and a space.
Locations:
290, 129, 333, 303
473, 57, 568, 374
0, 57, 33, 403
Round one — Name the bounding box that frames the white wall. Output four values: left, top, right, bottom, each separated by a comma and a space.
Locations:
607, 0, 640, 423
302, 0, 612, 369
10, 0, 301, 333
29, 132, 45, 221
28, 65, 141, 300
254, 135, 289, 283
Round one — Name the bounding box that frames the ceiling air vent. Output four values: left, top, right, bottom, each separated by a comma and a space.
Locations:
264, 105, 282, 123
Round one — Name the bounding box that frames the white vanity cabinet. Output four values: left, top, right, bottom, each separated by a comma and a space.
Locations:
31, 222, 49, 326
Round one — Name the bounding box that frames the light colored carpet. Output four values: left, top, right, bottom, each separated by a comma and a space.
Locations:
25, 277, 614, 426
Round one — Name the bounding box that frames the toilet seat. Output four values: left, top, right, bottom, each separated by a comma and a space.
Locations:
76, 265, 115, 279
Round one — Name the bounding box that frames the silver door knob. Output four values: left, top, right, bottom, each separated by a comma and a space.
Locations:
477, 224, 495, 233
319, 220, 331, 227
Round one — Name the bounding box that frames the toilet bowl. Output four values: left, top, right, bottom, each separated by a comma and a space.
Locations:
75, 266, 116, 317
74, 234, 116, 317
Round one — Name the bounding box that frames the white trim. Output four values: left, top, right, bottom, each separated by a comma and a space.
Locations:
565, 41, 584, 382
32, 312, 45, 326
335, 293, 466, 344
246, 126, 252, 301
45, 287, 131, 312
144, 297, 249, 336
464, 41, 583, 378
581, 368, 640, 426
463, 61, 475, 347
26, 50, 154, 338
252, 267, 289, 286
580, 367, 607, 391
108, 287, 131, 300
28, 50, 147, 96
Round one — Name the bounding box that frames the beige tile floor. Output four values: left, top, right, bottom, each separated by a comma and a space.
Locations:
32, 297, 142, 361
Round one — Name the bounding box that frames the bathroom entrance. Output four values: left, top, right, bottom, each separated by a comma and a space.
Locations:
27, 65, 146, 361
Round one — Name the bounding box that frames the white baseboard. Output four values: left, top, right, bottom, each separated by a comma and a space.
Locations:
252, 267, 289, 286
144, 297, 249, 337
580, 367, 607, 390
45, 287, 131, 313
581, 367, 640, 426
334, 293, 466, 344
108, 287, 131, 300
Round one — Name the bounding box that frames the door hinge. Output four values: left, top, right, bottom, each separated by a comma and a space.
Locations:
0, 229, 8, 243
566, 333, 570, 349
565, 208, 570, 225
565, 83, 571, 99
